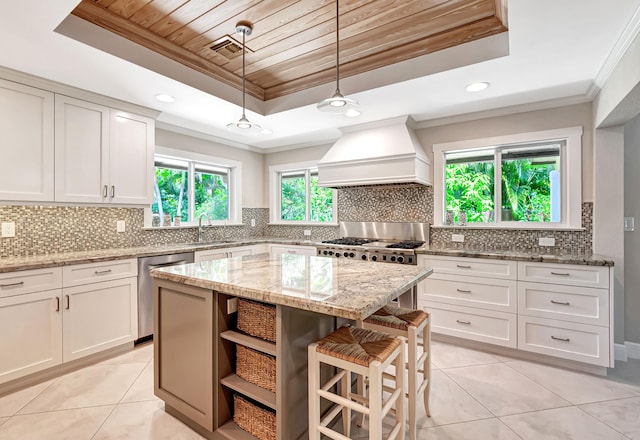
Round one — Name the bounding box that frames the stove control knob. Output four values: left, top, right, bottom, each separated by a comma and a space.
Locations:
335, 253, 340, 257
397, 256, 404, 263
328, 251, 334, 256
349, 253, 355, 258
343, 252, 349, 257
323, 250, 328, 255
390, 256, 396, 262
371, 255, 378, 262
361, 255, 367, 260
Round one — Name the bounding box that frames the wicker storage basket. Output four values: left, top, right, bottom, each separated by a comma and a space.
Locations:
236, 345, 276, 393
233, 394, 276, 440
237, 299, 276, 342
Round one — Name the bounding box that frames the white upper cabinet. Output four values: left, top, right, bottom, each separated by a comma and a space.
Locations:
55, 95, 109, 203
108, 110, 154, 205
0, 79, 54, 201
54, 95, 155, 205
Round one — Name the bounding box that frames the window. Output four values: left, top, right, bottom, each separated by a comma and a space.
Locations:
149, 147, 241, 227
433, 127, 582, 229
270, 162, 336, 224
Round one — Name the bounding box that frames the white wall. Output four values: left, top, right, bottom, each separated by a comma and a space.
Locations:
415, 103, 594, 201
156, 128, 266, 208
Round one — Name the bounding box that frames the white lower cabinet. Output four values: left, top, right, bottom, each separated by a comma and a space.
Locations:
62, 277, 137, 362
419, 255, 614, 367
195, 244, 267, 262
268, 244, 317, 256
0, 290, 63, 384
0, 259, 138, 385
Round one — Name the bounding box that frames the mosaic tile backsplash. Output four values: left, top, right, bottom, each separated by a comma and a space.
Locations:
0, 186, 593, 257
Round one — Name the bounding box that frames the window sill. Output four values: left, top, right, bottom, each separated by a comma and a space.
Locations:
431, 224, 585, 231
143, 223, 244, 231
268, 222, 339, 227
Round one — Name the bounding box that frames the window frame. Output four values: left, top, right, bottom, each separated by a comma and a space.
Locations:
145, 146, 242, 227
433, 127, 583, 230
269, 161, 338, 225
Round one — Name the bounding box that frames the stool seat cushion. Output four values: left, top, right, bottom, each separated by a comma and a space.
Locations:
316, 326, 401, 367
364, 305, 428, 331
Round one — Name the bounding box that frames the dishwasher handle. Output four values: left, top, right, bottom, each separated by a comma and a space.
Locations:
148, 260, 188, 270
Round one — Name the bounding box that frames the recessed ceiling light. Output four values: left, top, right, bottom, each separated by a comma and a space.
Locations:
345, 109, 361, 117
155, 94, 176, 103
465, 82, 490, 92
260, 128, 273, 135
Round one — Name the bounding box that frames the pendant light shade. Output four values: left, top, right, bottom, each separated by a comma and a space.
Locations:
317, 0, 358, 114
227, 21, 262, 133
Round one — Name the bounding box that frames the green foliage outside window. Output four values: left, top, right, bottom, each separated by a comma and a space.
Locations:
194, 171, 229, 220
280, 170, 333, 223
445, 157, 556, 223
153, 167, 189, 221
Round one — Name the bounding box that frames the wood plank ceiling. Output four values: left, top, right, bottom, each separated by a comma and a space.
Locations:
71, 0, 508, 101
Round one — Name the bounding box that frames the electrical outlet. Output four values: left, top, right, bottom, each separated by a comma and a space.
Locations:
303, 229, 312, 236
451, 234, 464, 242
227, 297, 238, 314
539, 237, 555, 246
624, 217, 635, 231
251, 219, 256, 227
116, 220, 126, 233
1, 222, 15, 238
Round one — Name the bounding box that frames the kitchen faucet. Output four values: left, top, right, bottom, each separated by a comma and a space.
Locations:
198, 213, 211, 243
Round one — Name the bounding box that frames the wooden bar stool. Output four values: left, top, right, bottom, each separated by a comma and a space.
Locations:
308, 325, 405, 440
361, 305, 431, 440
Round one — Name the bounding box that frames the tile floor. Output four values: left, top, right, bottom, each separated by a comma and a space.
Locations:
0, 341, 638, 439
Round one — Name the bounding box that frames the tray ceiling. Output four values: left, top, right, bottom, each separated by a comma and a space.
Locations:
70, 0, 508, 102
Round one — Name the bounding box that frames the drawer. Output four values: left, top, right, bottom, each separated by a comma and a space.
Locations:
518, 282, 609, 326
63, 258, 138, 287
419, 301, 516, 348
0, 267, 62, 298
518, 262, 609, 288
518, 316, 610, 367
419, 255, 516, 280
419, 274, 517, 312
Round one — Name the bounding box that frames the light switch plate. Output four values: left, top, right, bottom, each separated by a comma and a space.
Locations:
116, 220, 126, 233
539, 237, 555, 246
250, 219, 256, 227
624, 217, 635, 231
451, 234, 464, 242
1, 222, 15, 238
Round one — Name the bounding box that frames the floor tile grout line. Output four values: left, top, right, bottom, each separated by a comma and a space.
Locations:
498, 361, 576, 405
436, 366, 504, 419
89, 404, 118, 440
574, 402, 635, 439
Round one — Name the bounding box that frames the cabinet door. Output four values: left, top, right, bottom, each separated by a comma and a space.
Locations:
195, 249, 228, 262
54, 95, 109, 203
0, 290, 62, 384
269, 244, 316, 257
62, 277, 137, 362
0, 79, 54, 201
109, 110, 154, 205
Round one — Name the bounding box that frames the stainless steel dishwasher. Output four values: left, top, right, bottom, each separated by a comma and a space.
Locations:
137, 252, 194, 344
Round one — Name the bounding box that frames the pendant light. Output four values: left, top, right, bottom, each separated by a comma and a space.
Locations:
317, 0, 358, 114
227, 21, 262, 132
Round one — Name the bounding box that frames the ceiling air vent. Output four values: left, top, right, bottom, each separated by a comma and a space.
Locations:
209, 36, 248, 60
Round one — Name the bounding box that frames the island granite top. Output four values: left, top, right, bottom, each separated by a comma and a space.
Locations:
151, 253, 433, 320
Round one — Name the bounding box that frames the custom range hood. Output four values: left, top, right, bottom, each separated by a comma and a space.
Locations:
317, 116, 431, 188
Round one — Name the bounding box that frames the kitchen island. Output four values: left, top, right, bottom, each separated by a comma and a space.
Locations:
151, 252, 432, 440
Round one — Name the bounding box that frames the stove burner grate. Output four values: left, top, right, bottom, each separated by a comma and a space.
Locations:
321, 238, 376, 246
385, 241, 425, 250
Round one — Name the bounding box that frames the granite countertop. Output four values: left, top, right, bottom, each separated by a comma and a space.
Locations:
415, 246, 614, 267
151, 253, 433, 320
0, 239, 317, 273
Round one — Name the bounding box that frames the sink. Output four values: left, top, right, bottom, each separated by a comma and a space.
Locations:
185, 241, 227, 248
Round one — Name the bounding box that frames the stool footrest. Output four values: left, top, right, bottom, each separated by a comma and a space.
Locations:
318, 389, 369, 415
319, 425, 352, 440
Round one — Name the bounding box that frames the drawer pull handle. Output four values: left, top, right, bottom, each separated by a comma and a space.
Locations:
456, 264, 472, 269
111, 186, 115, 198
0, 281, 25, 289
456, 319, 471, 325
550, 271, 570, 276
551, 335, 570, 342
550, 300, 570, 305
456, 288, 472, 293
94, 269, 113, 275
56, 297, 60, 312
103, 185, 108, 198
65, 295, 70, 310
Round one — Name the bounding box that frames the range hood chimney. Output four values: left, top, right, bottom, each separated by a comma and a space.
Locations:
317, 116, 431, 188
